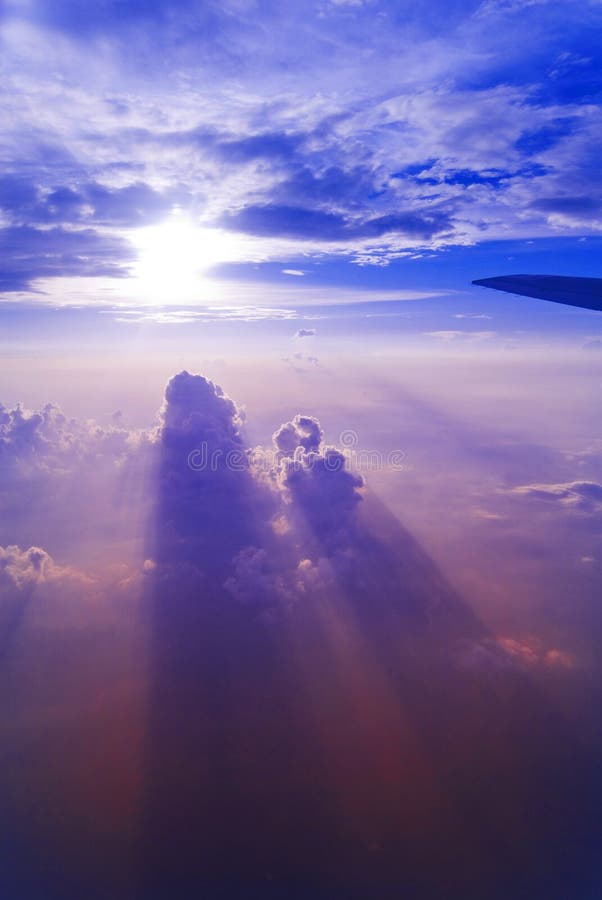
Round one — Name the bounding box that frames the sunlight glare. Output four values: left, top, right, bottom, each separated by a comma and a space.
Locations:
130, 218, 254, 304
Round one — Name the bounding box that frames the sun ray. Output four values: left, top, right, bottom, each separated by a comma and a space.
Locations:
129, 216, 258, 304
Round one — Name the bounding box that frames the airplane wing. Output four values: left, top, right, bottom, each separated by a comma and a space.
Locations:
472, 275, 602, 312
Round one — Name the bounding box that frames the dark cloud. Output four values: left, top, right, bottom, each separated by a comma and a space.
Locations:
156, 371, 275, 577
510, 479, 602, 512
277, 442, 363, 550
0, 225, 134, 291
0, 176, 176, 228
360, 210, 452, 239
219, 203, 349, 239
276, 165, 380, 206
220, 203, 450, 241
531, 195, 602, 217
224, 546, 299, 616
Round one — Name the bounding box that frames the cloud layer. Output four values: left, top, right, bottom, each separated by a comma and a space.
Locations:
2, 370, 602, 898
1, 0, 600, 295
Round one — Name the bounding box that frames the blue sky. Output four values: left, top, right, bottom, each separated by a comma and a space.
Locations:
1, 0, 601, 341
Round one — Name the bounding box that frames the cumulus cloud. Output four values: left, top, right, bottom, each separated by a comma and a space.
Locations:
0, 396, 155, 557
155, 371, 271, 579
0, 543, 107, 609
273, 413, 323, 454
0, 544, 53, 594
3, 370, 597, 646
3, 368, 600, 899
0, 543, 109, 652
161, 369, 244, 449
152, 374, 371, 615
276, 443, 363, 548
138, 371, 480, 637
0, 399, 140, 469
0, 371, 488, 634
294, 327, 316, 337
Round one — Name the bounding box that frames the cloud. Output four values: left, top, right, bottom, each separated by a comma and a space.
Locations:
0, 176, 177, 228
3, 368, 600, 898
0, 374, 387, 619
510, 480, 602, 511
155, 372, 279, 582
223, 546, 299, 618
531, 195, 602, 219
273, 413, 324, 454
0, 399, 144, 472
294, 327, 316, 337
0, 543, 107, 644
454, 313, 492, 319
1, 0, 600, 292
154, 375, 367, 609
219, 204, 451, 242
161, 370, 244, 447
211, 131, 304, 164
0, 226, 134, 292
271, 417, 364, 552
283, 351, 321, 371
423, 330, 496, 341
458, 635, 576, 672
148, 372, 478, 633
0, 543, 101, 605
0, 396, 154, 557
0, 544, 53, 594
112, 306, 300, 323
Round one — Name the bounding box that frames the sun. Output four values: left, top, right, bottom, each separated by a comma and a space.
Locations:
129, 216, 253, 304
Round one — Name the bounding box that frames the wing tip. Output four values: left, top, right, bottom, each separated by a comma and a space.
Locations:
472, 275, 529, 287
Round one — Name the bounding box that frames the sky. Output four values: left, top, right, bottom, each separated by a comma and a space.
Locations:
1, 2, 602, 899
1, 0, 602, 329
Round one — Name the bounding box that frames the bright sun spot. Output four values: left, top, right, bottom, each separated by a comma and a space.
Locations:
129, 218, 256, 304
